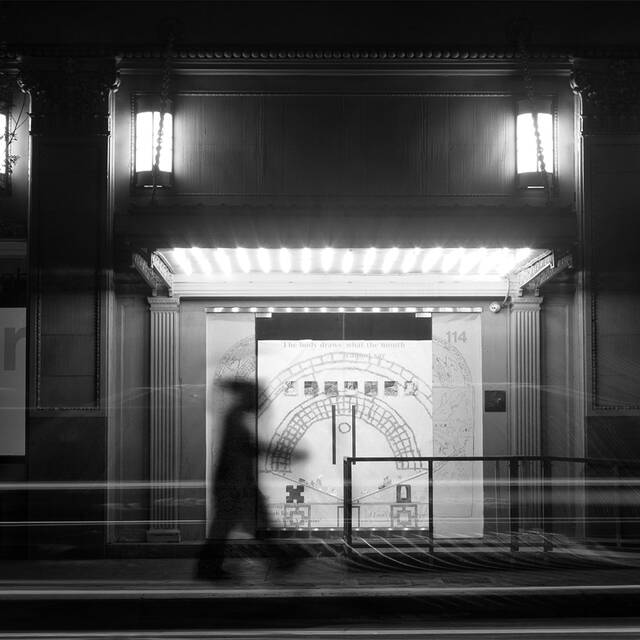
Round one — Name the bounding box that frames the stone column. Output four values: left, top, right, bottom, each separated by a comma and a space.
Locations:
509, 296, 543, 530
571, 59, 640, 543
19, 57, 119, 552
147, 297, 181, 542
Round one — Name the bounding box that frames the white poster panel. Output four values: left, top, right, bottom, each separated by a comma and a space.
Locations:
205, 313, 255, 529
432, 313, 483, 537
257, 339, 432, 530
0, 308, 26, 456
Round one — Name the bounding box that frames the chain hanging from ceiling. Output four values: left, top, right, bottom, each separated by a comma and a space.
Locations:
514, 22, 552, 205
151, 29, 175, 204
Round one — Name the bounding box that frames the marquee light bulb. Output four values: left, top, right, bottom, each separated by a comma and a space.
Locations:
257, 247, 271, 274
477, 250, 499, 275
421, 247, 442, 273
235, 247, 251, 273
381, 247, 399, 274
279, 248, 292, 273
301, 247, 312, 273
401, 248, 421, 273
441, 248, 464, 274
321, 247, 334, 272
362, 247, 377, 274
496, 248, 515, 275
172, 248, 193, 275
341, 250, 354, 274
190, 247, 212, 275
213, 248, 232, 275
459, 248, 486, 275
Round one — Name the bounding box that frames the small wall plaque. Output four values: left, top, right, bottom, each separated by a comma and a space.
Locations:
485, 390, 506, 412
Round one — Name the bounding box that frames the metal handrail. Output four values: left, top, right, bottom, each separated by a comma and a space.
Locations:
342, 455, 639, 553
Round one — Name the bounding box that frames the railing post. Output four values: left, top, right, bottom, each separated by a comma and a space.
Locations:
343, 457, 353, 551
542, 458, 552, 551
428, 459, 434, 553
495, 459, 501, 538
510, 458, 520, 552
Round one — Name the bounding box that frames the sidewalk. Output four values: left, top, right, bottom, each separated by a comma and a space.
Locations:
2, 547, 640, 599
3, 551, 640, 630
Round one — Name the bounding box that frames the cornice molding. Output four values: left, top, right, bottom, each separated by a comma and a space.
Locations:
571, 59, 640, 134
5, 44, 640, 66
18, 56, 120, 135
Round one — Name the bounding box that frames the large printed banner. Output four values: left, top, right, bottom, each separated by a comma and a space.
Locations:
432, 313, 484, 537
206, 312, 483, 537
0, 308, 26, 456
205, 313, 255, 529
257, 339, 432, 529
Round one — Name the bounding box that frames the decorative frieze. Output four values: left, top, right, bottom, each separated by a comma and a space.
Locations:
147, 296, 181, 542
18, 57, 119, 135
571, 59, 640, 134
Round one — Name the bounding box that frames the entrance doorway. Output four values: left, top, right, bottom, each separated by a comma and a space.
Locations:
206, 308, 484, 538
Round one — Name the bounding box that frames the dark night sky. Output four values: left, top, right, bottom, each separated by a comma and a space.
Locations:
2, 1, 640, 48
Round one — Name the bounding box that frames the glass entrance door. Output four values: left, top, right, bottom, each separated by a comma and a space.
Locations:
256, 313, 433, 532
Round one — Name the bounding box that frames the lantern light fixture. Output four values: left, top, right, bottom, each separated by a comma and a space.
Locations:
516, 97, 554, 189
0, 112, 7, 186
134, 96, 174, 188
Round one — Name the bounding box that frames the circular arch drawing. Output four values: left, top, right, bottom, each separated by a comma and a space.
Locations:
432, 336, 477, 466
265, 393, 425, 473
214, 336, 256, 381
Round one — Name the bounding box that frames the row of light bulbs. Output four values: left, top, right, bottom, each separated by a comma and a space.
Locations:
210, 306, 483, 314
170, 247, 532, 277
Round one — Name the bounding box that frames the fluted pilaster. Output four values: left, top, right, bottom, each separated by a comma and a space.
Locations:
509, 297, 543, 529
147, 297, 181, 542
509, 297, 542, 456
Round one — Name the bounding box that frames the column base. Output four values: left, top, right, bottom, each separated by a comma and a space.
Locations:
146, 528, 181, 543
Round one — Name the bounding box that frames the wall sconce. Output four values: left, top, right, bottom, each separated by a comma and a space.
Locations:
134, 96, 173, 188
516, 98, 554, 189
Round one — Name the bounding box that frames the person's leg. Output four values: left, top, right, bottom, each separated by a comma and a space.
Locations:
197, 505, 235, 577
256, 490, 298, 569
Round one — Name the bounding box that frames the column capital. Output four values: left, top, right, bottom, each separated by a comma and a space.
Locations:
571, 58, 640, 134
18, 56, 119, 136
510, 296, 543, 312
148, 296, 180, 312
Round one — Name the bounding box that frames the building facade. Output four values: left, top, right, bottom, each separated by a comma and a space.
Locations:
1, 2, 639, 556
